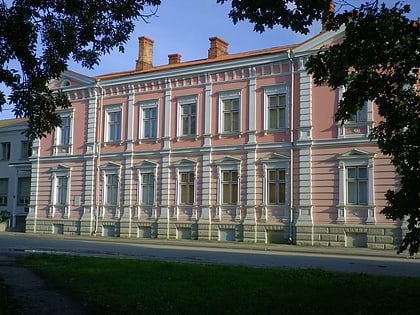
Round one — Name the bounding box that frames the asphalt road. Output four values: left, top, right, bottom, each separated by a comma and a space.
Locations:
1, 233, 419, 277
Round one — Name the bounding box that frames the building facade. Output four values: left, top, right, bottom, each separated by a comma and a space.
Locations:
0, 119, 32, 231
26, 30, 403, 248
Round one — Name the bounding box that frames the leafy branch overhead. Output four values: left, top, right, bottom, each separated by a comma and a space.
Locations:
0, 0, 161, 139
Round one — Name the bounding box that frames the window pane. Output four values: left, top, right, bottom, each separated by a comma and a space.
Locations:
347, 182, 356, 204
231, 183, 238, 203
358, 181, 368, 204
358, 167, 367, 179
278, 108, 286, 128
268, 183, 276, 204
269, 109, 277, 129
347, 168, 356, 179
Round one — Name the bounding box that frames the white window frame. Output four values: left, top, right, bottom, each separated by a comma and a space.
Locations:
17, 177, 31, 205
1, 142, 11, 160
105, 105, 123, 143
215, 157, 241, 219
261, 154, 289, 220
136, 161, 157, 206
174, 159, 197, 219
54, 110, 73, 155
264, 85, 288, 132
338, 86, 373, 137
135, 161, 158, 220
139, 100, 158, 141
0, 178, 8, 205
337, 150, 375, 222
218, 90, 241, 135
50, 165, 71, 218
177, 95, 198, 139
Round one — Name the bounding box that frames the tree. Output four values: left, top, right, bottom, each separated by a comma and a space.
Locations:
0, 0, 161, 140
219, 0, 420, 255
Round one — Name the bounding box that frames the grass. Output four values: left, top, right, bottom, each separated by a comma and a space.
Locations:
11, 254, 420, 315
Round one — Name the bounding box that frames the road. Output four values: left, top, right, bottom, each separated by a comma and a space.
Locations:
1, 233, 419, 277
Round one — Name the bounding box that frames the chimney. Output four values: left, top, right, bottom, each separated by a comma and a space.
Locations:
208, 37, 228, 59
322, 1, 335, 32
136, 36, 154, 71
168, 53, 182, 65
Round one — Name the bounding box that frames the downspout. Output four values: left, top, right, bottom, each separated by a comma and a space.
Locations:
94, 80, 104, 235
287, 49, 295, 244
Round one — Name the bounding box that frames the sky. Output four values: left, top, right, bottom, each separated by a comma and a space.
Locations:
0, 0, 419, 120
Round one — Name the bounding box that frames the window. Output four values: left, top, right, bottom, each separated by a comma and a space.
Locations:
177, 96, 198, 138
105, 174, 119, 205
264, 85, 288, 131
268, 94, 286, 129
261, 153, 289, 208
222, 171, 238, 204
267, 169, 286, 205
141, 173, 155, 205
180, 172, 195, 204
0, 178, 8, 205
139, 101, 158, 140
347, 166, 368, 205
1, 142, 11, 160
51, 165, 71, 207
349, 103, 368, 123
59, 116, 71, 145
219, 91, 241, 134
181, 103, 196, 136
21, 141, 32, 159
17, 177, 31, 205
106, 107, 122, 142
337, 149, 374, 213
55, 175, 68, 205
136, 161, 157, 206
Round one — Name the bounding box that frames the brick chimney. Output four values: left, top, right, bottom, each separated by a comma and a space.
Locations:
168, 53, 182, 65
208, 37, 228, 59
322, 1, 335, 32
136, 36, 154, 71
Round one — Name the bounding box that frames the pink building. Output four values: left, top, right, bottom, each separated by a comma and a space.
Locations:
27, 29, 402, 248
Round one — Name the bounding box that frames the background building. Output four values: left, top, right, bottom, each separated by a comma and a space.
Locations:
25, 29, 402, 248
0, 119, 32, 231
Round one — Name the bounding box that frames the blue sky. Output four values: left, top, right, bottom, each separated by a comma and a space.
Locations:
0, 0, 419, 119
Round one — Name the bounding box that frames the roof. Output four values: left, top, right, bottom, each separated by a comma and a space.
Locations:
95, 44, 298, 80
0, 118, 28, 129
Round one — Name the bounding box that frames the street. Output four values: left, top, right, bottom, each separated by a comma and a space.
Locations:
1, 233, 419, 277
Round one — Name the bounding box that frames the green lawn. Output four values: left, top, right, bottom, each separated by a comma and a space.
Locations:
11, 254, 420, 315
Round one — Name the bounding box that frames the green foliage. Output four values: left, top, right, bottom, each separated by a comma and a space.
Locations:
305, 2, 420, 255
20, 254, 420, 315
217, 0, 331, 33
0, 0, 161, 139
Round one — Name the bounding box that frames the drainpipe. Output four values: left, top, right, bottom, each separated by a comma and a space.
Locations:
287, 49, 295, 244
94, 80, 104, 235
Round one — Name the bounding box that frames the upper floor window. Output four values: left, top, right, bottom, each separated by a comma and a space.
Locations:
177, 96, 197, 138
17, 177, 31, 205
54, 111, 73, 155
139, 100, 158, 140
1, 142, 11, 160
264, 85, 288, 131
106, 106, 122, 142
21, 141, 32, 159
0, 178, 8, 205
219, 90, 241, 134
348, 102, 368, 123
